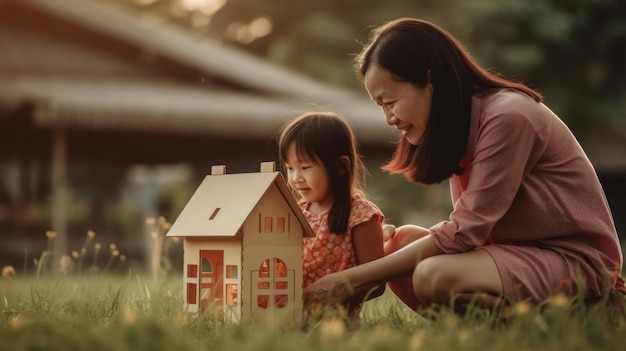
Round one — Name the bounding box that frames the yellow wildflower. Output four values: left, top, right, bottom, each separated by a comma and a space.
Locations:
409, 330, 426, 351
174, 312, 188, 328
548, 293, 571, 308
319, 317, 345, 338
2, 265, 16, 280
122, 308, 137, 325
59, 255, 71, 273
457, 328, 471, 343
9, 315, 30, 330
514, 300, 532, 315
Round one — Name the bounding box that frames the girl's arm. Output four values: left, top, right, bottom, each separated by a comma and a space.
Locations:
349, 217, 386, 305
305, 227, 443, 307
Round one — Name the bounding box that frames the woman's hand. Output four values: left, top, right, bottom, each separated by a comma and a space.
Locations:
303, 271, 355, 311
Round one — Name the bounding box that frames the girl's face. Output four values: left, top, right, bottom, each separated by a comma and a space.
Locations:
364, 64, 433, 146
284, 143, 333, 213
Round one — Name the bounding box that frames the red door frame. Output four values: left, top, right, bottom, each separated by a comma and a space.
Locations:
199, 250, 224, 314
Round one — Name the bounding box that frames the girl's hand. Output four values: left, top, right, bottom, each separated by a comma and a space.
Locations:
384, 224, 429, 254
395, 224, 426, 237
303, 272, 355, 311
382, 224, 396, 243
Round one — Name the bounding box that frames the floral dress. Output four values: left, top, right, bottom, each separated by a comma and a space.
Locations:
300, 194, 384, 289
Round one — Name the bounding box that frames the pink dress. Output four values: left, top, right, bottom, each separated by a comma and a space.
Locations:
430, 89, 625, 301
300, 194, 384, 288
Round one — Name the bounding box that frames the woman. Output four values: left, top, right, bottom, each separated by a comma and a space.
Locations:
303, 18, 625, 313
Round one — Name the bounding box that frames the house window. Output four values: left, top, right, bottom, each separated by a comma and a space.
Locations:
187, 283, 197, 304
259, 215, 289, 233
275, 295, 287, 308
275, 259, 287, 290
201, 258, 213, 282
276, 217, 285, 233
226, 284, 238, 306
257, 295, 269, 309
209, 207, 221, 220
226, 265, 238, 279
259, 259, 269, 277
256, 258, 289, 310
257, 259, 271, 309
264, 217, 272, 232
187, 264, 198, 278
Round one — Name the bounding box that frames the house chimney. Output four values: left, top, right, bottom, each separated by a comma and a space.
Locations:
260, 161, 276, 173
211, 165, 226, 175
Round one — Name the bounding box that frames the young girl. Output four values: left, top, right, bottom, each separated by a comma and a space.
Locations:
303, 18, 625, 314
277, 112, 386, 316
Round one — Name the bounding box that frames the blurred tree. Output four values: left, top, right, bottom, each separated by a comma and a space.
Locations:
106, 0, 625, 133
100, 0, 625, 225
444, 0, 626, 132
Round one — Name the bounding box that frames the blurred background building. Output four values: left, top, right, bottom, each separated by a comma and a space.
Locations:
0, 0, 624, 273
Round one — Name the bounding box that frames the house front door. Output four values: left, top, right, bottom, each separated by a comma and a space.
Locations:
199, 250, 224, 315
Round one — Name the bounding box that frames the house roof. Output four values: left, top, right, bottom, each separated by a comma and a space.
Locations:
12, 0, 343, 99
0, 0, 395, 144
166, 170, 315, 238
0, 77, 390, 141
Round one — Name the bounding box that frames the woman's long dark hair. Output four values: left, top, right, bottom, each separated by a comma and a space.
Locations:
278, 112, 367, 234
355, 18, 543, 184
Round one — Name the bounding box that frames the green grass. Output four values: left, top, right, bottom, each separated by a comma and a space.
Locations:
1, 274, 625, 351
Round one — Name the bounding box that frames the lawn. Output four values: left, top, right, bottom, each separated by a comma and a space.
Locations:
1, 272, 625, 351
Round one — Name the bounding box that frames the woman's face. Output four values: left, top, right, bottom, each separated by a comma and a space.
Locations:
364, 64, 433, 146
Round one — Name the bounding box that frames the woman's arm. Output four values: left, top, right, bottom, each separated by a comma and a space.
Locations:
305, 227, 443, 307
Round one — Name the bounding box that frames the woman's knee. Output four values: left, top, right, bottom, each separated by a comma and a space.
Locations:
412, 257, 454, 303
412, 250, 503, 304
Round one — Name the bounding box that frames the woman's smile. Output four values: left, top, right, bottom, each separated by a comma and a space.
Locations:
364, 64, 432, 145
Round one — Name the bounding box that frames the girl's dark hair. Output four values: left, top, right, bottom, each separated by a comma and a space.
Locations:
278, 112, 366, 234
355, 18, 543, 184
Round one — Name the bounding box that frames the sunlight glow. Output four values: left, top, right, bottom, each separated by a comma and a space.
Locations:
180, 0, 226, 15
249, 16, 272, 38
225, 16, 273, 45
191, 11, 211, 28
134, 0, 157, 5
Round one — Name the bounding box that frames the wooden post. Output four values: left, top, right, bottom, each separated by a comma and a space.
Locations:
51, 127, 68, 272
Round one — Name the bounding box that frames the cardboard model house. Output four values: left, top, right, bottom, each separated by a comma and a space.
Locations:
166, 162, 314, 323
